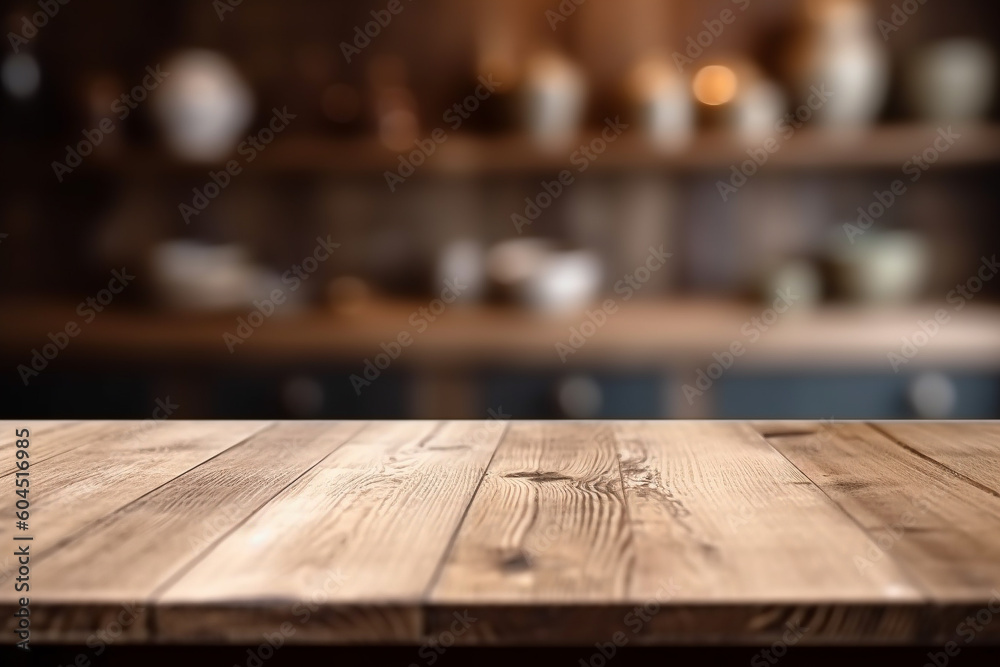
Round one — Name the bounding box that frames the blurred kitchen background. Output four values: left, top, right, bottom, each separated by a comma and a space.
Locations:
2, 0, 1000, 420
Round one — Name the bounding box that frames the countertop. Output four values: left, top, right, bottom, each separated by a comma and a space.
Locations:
1, 420, 999, 646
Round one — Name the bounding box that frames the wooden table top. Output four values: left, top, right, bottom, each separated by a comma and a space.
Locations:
2, 420, 998, 647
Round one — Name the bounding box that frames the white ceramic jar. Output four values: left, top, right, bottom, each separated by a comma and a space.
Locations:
905, 39, 996, 122
786, 0, 890, 129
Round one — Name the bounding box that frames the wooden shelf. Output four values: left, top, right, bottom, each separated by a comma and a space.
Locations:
61, 123, 1000, 176
3, 299, 1000, 370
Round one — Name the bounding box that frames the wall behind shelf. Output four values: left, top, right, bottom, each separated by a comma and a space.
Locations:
3, 0, 1000, 419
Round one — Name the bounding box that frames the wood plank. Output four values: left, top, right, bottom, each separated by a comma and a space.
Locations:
0, 421, 269, 585
0, 420, 76, 468
432, 421, 633, 602
429, 422, 924, 644
429, 421, 638, 642
431, 422, 924, 645
0, 422, 114, 585
156, 420, 507, 644
610, 421, 924, 645
760, 422, 1000, 641
7, 422, 367, 644
0, 420, 78, 442
872, 422, 1000, 496
0, 421, 124, 475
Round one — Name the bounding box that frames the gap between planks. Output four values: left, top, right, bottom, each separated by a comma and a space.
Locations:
146, 421, 374, 638
756, 421, 1000, 642
866, 423, 1000, 501
18, 422, 278, 576
152, 421, 508, 644
418, 421, 512, 602
754, 422, 935, 602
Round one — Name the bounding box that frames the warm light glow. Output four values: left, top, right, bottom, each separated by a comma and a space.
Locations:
693, 65, 738, 106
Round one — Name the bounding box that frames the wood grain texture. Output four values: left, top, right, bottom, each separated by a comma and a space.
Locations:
3, 420, 999, 647
611, 421, 923, 645
0, 421, 122, 476
9, 422, 367, 643
429, 422, 928, 645
156, 420, 507, 644
872, 422, 1000, 495
431, 422, 633, 603
760, 422, 1000, 641
428, 422, 636, 643
0, 420, 78, 444
0, 420, 271, 643
0, 421, 269, 585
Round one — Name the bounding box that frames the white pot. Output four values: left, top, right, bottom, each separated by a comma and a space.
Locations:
627, 57, 693, 151
832, 231, 930, 304
522, 52, 587, 150
736, 79, 787, 143
787, 0, 889, 129
905, 39, 996, 122
486, 240, 602, 314
526, 250, 603, 314
153, 50, 254, 162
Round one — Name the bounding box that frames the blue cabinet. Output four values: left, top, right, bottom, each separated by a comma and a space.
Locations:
714, 373, 1000, 419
